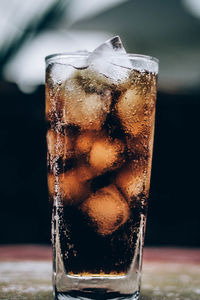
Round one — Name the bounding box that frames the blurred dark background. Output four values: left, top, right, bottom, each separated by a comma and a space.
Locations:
0, 0, 200, 246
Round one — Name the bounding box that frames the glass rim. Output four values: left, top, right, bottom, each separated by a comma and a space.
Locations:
45, 52, 159, 65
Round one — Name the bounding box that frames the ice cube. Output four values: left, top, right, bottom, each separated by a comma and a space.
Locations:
87, 36, 132, 82
81, 184, 129, 236
74, 68, 114, 96
116, 71, 157, 137
75, 131, 96, 155
47, 63, 75, 86
46, 129, 74, 160
60, 78, 112, 130
116, 87, 147, 137
58, 168, 91, 205
89, 135, 125, 174
126, 105, 155, 160
115, 161, 145, 203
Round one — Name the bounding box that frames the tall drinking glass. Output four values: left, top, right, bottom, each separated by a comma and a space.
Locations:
45, 51, 158, 300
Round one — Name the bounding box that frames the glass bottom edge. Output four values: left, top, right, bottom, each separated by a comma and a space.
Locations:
54, 289, 139, 300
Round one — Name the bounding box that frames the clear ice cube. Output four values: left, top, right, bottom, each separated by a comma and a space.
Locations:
60, 79, 112, 130
47, 63, 75, 85
87, 36, 132, 82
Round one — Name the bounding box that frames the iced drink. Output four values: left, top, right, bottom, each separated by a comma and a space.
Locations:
45, 36, 158, 300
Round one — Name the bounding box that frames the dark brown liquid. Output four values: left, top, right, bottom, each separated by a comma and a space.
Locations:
46, 65, 157, 276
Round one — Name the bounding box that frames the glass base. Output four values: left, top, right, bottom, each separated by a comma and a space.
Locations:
54, 289, 139, 300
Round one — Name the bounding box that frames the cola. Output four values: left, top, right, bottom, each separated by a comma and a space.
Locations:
46, 67, 157, 270
46, 37, 158, 299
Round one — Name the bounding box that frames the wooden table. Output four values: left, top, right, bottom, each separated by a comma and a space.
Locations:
0, 246, 200, 299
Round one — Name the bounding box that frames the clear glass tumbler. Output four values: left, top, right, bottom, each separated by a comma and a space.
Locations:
45, 52, 158, 300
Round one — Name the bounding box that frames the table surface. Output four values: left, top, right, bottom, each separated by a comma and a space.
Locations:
0, 246, 200, 300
